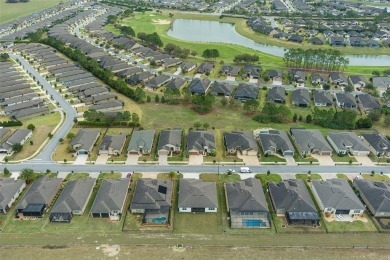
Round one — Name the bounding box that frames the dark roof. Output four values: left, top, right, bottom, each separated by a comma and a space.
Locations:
268, 179, 318, 216
291, 88, 310, 106
267, 86, 285, 102
224, 131, 258, 152
362, 133, 390, 153
15, 176, 62, 211
234, 84, 259, 100
354, 179, 390, 214
258, 130, 295, 153
187, 131, 215, 152
335, 92, 357, 107
226, 178, 268, 212
90, 178, 130, 214
145, 74, 171, 88
313, 90, 333, 105
130, 179, 172, 211
166, 77, 186, 90
210, 82, 234, 96
178, 179, 218, 208
98, 133, 126, 152
0, 178, 25, 210
127, 130, 155, 152
312, 179, 364, 210
70, 129, 100, 152
188, 78, 211, 95
291, 128, 333, 154
157, 129, 182, 151
357, 94, 380, 110
50, 178, 96, 214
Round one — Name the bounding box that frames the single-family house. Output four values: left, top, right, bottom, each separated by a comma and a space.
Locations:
224, 131, 258, 156
127, 130, 155, 155
353, 179, 390, 217
181, 62, 196, 72
157, 129, 182, 156
0, 179, 26, 214
49, 178, 96, 223
220, 65, 240, 77
178, 179, 218, 213
266, 69, 283, 85
327, 132, 370, 156
267, 86, 285, 103
311, 179, 365, 218
196, 63, 214, 74
225, 178, 270, 228
98, 133, 127, 156
130, 178, 173, 224
187, 130, 215, 156
357, 94, 381, 112
145, 74, 171, 89
289, 69, 305, 86
362, 133, 390, 157
372, 77, 390, 94
291, 88, 310, 107
90, 178, 130, 220
290, 128, 333, 156
188, 78, 211, 95
210, 82, 234, 97
165, 77, 186, 91
313, 90, 333, 107
70, 129, 100, 155
335, 92, 357, 108
268, 179, 320, 225
311, 73, 327, 86
0, 129, 32, 155
242, 65, 262, 79
349, 75, 367, 89
233, 83, 259, 101
329, 72, 348, 86
258, 129, 295, 156
15, 176, 62, 218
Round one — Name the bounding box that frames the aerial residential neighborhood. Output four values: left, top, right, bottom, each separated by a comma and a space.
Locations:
0, 0, 390, 258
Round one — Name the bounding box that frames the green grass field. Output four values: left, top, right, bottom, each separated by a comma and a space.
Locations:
0, 0, 69, 25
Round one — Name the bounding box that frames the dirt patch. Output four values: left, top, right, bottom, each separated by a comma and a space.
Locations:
152, 19, 171, 25
100, 244, 120, 258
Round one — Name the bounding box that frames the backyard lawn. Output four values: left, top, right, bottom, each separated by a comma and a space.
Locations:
324, 213, 378, 233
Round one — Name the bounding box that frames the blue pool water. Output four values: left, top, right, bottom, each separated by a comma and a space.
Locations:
242, 219, 266, 227
152, 217, 167, 223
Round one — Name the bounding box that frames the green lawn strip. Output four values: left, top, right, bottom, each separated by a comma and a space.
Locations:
324, 212, 378, 233
336, 174, 349, 179
295, 174, 322, 181
368, 153, 390, 164
361, 174, 390, 182
199, 173, 241, 183
64, 173, 89, 181
259, 150, 286, 163
98, 172, 122, 179
122, 173, 145, 232
331, 155, 358, 163
156, 173, 183, 180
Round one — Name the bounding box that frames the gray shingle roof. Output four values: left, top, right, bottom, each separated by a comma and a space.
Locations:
90, 178, 130, 214
291, 88, 310, 106
327, 132, 370, 152
89, 101, 123, 111
127, 130, 155, 152
362, 133, 390, 154
226, 178, 268, 212
98, 133, 127, 152
188, 78, 211, 95
166, 77, 186, 90
354, 179, 390, 214
313, 90, 333, 105
145, 74, 171, 88
335, 92, 357, 107
70, 129, 100, 152
210, 82, 234, 96
157, 129, 182, 151
268, 179, 318, 214
357, 94, 380, 110
130, 178, 172, 211
51, 178, 96, 214
178, 179, 218, 208
267, 86, 285, 102
15, 176, 62, 210
187, 131, 215, 152
291, 128, 333, 154
312, 179, 364, 210
234, 83, 259, 100
258, 130, 294, 154
224, 131, 258, 152
0, 178, 25, 210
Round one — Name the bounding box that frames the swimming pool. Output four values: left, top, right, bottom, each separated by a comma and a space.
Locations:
242, 219, 266, 227
152, 217, 167, 223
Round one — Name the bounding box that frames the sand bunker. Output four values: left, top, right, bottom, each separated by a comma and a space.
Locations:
152, 19, 171, 25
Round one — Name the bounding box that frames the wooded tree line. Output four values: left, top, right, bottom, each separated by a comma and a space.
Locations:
252, 102, 292, 123
233, 54, 259, 64
164, 43, 191, 59
202, 49, 220, 60
137, 32, 163, 47
283, 48, 349, 71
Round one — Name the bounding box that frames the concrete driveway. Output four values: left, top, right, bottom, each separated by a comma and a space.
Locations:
226, 76, 236, 81
312, 154, 334, 166
285, 156, 296, 166
158, 154, 168, 165
126, 154, 139, 165
188, 154, 203, 165
249, 78, 258, 83
95, 154, 109, 165
355, 155, 375, 166
74, 154, 88, 165
0, 154, 7, 163
237, 154, 260, 166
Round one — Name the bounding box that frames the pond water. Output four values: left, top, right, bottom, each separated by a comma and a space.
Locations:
167, 19, 390, 66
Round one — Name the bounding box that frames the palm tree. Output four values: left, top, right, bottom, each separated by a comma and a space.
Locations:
168, 171, 177, 180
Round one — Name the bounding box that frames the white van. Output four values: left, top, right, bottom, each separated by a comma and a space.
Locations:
240, 167, 252, 173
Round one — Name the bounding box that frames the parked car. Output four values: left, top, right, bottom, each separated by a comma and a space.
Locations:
240, 167, 252, 173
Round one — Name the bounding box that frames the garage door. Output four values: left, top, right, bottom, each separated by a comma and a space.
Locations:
101, 213, 109, 218
284, 151, 294, 156
78, 151, 88, 155
335, 209, 349, 215
191, 208, 205, 213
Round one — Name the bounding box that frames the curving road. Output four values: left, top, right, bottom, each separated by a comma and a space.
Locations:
10, 54, 77, 163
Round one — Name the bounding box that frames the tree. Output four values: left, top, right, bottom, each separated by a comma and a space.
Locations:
12, 143, 23, 153
306, 114, 312, 123
220, 97, 228, 106
64, 159, 67, 164
372, 70, 380, 76
59, 138, 64, 143
262, 71, 270, 82
107, 15, 117, 24
355, 117, 372, 129
168, 171, 176, 180
203, 123, 209, 130
191, 50, 198, 57
267, 170, 271, 176
243, 99, 259, 112
202, 49, 220, 60
27, 124, 35, 131
134, 87, 146, 103
146, 95, 151, 102
191, 94, 215, 114
132, 113, 140, 124
367, 110, 381, 122
19, 168, 35, 184
66, 132, 75, 140
384, 115, 390, 126
193, 121, 202, 130
299, 115, 303, 121
322, 83, 331, 90
293, 113, 298, 122
155, 95, 160, 103
3, 167, 10, 176
120, 26, 135, 37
